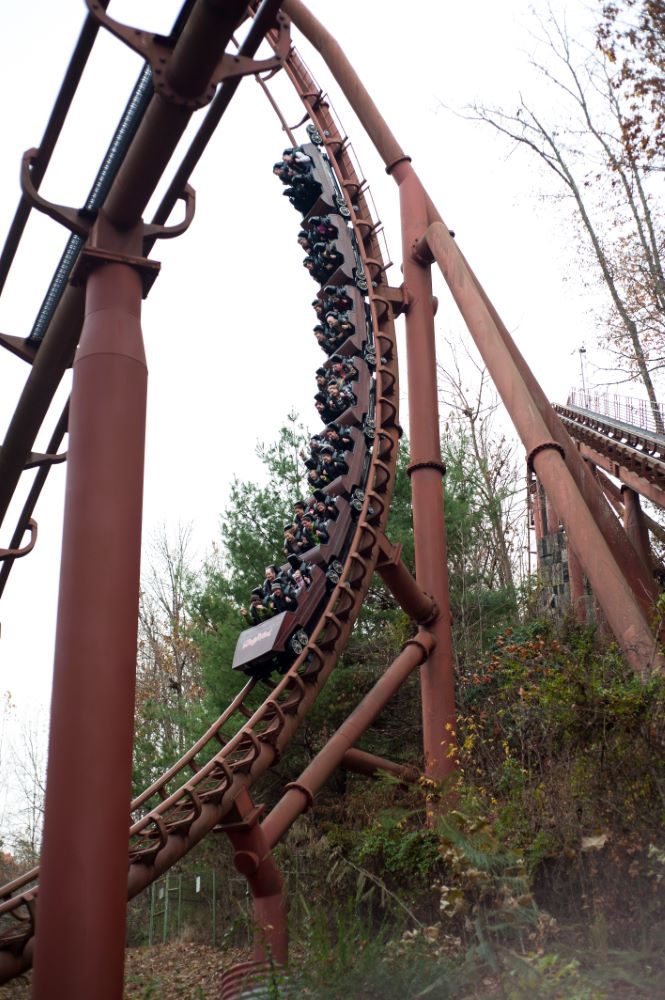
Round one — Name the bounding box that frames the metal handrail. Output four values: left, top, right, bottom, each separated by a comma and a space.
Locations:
567, 387, 665, 438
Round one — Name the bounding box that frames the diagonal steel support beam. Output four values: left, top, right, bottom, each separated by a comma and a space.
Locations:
595, 464, 665, 546
261, 632, 434, 848
419, 220, 661, 678
282, 0, 657, 633
341, 748, 420, 784
375, 533, 438, 624
579, 443, 665, 510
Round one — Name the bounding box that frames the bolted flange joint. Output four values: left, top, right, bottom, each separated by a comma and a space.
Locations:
85, 1, 291, 111
21, 148, 196, 298
406, 460, 447, 477
526, 440, 566, 474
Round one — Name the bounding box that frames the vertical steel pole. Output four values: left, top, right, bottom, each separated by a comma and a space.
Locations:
622, 486, 652, 572
567, 543, 587, 623
531, 479, 545, 556
545, 491, 559, 534
221, 790, 288, 965
393, 165, 456, 788
32, 261, 146, 1000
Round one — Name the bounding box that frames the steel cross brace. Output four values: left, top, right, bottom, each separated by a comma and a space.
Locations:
85, 0, 291, 111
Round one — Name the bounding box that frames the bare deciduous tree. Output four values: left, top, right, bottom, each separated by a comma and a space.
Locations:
135, 524, 204, 786
438, 348, 527, 660
467, 8, 664, 427
0, 702, 48, 870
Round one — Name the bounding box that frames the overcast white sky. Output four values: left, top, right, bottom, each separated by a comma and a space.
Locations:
0, 0, 609, 826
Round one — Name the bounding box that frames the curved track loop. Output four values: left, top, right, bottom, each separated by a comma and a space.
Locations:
0, 23, 402, 985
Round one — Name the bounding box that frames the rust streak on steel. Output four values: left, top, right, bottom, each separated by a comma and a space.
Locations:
421, 220, 660, 678
261, 632, 434, 849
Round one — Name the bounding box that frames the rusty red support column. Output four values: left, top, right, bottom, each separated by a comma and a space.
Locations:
221, 790, 288, 966
392, 166, 456, 789
531, 478, 545, 547
622, 486, 653, 572
567, 542, 587, 623
375, 536, 437, 624
262, 633, 435, 847
32, 258, 146, 1000
283, 0, 657, 637
419, 220, 660, 678
545, 490, 559, 534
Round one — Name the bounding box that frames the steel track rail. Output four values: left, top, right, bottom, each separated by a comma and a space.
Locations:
556, 404, 665, 460
556, 404, 665, 491
0, 30, 402, 984
0, 1, 112, 296
0, 0, 253, 539
0, 0, 285, 600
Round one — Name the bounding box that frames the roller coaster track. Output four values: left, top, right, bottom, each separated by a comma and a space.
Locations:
0, 4, 407, 985
554, 402, 665, 507
3, 3, 662, 992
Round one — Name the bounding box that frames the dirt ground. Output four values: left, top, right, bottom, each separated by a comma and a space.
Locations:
0, 942, 234, 1000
